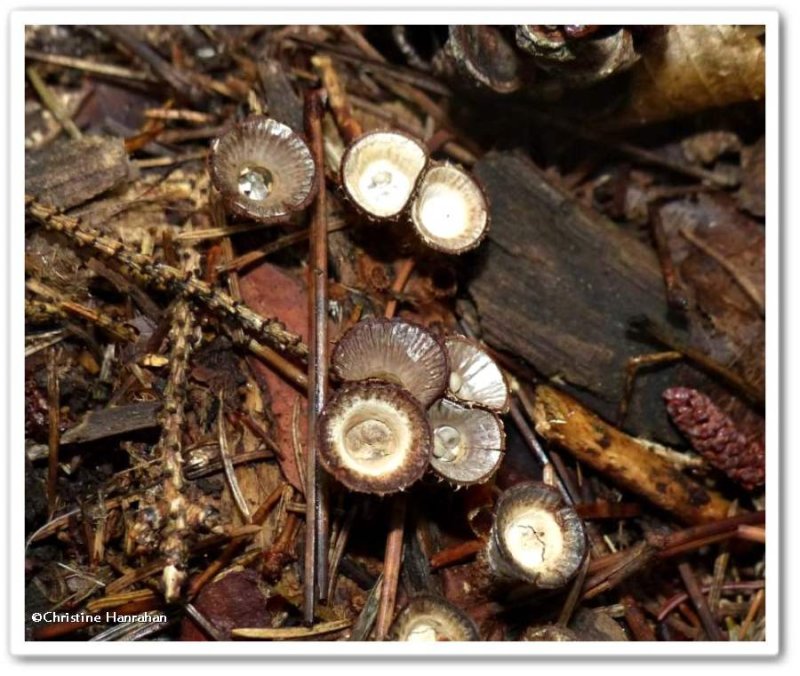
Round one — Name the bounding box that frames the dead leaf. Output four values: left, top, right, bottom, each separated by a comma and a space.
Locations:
239, 263, 308, 493
736, 136, 766, 218
656, 193, 764, 440
612, 25, 765, 126
180, 569, 271, 640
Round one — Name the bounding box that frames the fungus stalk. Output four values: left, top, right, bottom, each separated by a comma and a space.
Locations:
375, 496, 407, 641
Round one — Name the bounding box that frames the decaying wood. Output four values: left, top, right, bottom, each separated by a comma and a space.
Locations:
25, 136, 132, 210
470, 151, 711, 443
532, 384, 731, 525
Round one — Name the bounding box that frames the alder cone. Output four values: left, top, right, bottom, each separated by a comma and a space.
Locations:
663, 387, 764, 491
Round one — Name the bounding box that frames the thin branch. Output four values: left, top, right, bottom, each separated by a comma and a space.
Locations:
46, 348, 61, 516
25, 197, 308, 360
384, 258, 415, 319
218, 394, 252, 523
374, 495, 406, 640
26, 66, 82, 140
25, 49, 157, 82
304, 88, 330, 620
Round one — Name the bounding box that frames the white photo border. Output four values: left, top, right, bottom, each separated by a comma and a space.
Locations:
7, 8, 780, 658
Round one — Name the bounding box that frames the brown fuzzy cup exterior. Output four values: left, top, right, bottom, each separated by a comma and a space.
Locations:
331, 317, 449, 409
317, 380, 432, 495
390, 594, 480, 641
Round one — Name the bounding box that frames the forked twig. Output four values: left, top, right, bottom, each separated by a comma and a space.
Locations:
25, 196, 308, 359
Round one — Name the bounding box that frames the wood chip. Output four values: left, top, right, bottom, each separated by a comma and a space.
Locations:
60, 401, 161, 445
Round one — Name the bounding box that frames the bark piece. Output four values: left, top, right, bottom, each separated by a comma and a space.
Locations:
258, 59, 304, 133
25, 135, 132, 209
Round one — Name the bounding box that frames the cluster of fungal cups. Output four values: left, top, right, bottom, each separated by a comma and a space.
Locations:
208, 119, 489, 254
320, 317, 585, 612
340, 131, 490, 254
208, 116, 586, 633
318, 317, 508, 495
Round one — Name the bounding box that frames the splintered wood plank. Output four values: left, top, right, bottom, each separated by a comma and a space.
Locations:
60, 401, 161, 445
470, 150, 691, 441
